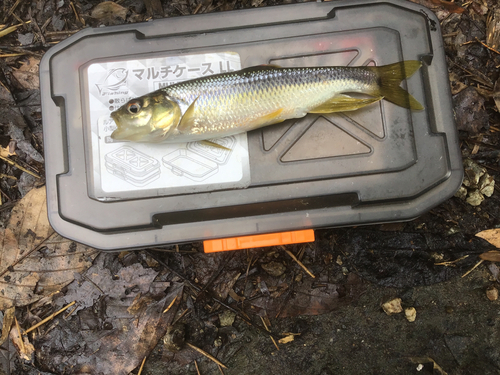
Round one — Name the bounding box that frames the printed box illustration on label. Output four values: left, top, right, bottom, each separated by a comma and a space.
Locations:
86, 52, 250, 200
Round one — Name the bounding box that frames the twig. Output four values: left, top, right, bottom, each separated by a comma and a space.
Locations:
475, 37, 500, 55
147, 251, 278, 339
461, 259, 484, 278
186, 342, 227, 369
434, 255, 469, 266
4, 0, 25, 22
280, 246, 316, 278
0, 232, 57, 278
64, 304, 78, 319
260, 316, 279, 351
0, 20, 31, 38
172, 308, 190, 326
81, 274, 104, 294
0, 53, 26, 57
24, 301, 76, 334
193, 3, 203, 14
0, 155, 40, 179
137, 356, 146, 375
69, 2, 85, 25
218, 365, 225, 375
28, 8, 46, 46
163, 296, 177, 313
194, 360, 201, 375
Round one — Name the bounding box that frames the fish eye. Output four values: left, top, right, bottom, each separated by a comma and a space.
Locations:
127, 101, 142, 114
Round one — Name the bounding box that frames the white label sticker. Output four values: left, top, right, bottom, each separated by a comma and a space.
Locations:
85, 52, 250, 201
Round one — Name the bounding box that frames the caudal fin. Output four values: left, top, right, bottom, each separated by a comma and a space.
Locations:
369, 61, 423, 110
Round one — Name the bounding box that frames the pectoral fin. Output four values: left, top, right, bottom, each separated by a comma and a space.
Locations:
309, 95, 383, 113
178, 97, 200, 133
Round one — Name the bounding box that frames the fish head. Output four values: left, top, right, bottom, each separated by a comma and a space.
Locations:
110, 93, 181, 142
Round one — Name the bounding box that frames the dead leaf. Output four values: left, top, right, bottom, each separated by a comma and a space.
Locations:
0, 307, 15, 346
0, 81, 27, 129
0, 187, 98, 310
9, 323, 34, 362
494, 77, 500, 114
479, 251, 500, 262
11, 57, 40, 90
476, 228, 500, 248
37, 282, 183, 375
0, 144, 16, 158
91, 1, 128, 24
428, 0, 464, 13
57, 254, 166, 314
251, 274, 364, 318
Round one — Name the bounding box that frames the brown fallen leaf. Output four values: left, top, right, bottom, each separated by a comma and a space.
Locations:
479, 251, 500, 262
9, 321, 34, 362
0, 144, 16, 158
91, 1, 128, 24
0, 81, 27, 129
11, 56, 39, 90
0, 186, 98, 310
0, 307, 15, 346
251, 273, 364, 318
476, 228, 500, 248
37, 282, 184, 375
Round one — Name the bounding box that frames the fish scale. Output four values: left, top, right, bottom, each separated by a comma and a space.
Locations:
110, 61, 423, 143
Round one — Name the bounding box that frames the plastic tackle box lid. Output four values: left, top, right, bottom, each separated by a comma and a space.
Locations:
40, 0, 463, 250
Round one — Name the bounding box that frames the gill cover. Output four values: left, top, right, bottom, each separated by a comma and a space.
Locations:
110, 92, 182, 142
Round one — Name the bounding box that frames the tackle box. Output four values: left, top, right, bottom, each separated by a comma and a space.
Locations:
40, 0, 463, 251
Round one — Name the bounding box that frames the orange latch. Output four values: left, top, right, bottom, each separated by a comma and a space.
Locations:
203, 229, 315, 253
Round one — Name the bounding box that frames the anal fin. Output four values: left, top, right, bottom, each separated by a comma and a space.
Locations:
309, 94, 383, 113
199, 140, 231, 151
260, 108, 285, 123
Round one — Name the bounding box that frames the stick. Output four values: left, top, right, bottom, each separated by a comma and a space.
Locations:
0, 155, 40, 179
163, 296, 177, 313
194, 360, 201, 375
186, 342, 227, 369
24, 301, 76, 334
280, 246, 316, 278
260, 316, 279, 351
461, 259, 484, 278
137, 356, 146, 375
475, 37, 500, 55
434, 255, 469, 266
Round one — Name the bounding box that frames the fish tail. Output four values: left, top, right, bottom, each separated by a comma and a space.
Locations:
370, 61, 423, 110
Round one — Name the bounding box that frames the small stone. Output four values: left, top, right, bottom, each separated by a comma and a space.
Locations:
336, 256, 343, 265
454, 186, 467, 200
463, 158, 486, 187
404, 307, 417, 322
382, 298, 403, 315
261, 261, 286, 277
479, 173, 495, 197
219, 310, 236, 327
486, 286, 498, 301
466, 189, 484, 206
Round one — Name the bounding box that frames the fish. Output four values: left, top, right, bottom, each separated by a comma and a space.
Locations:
110, 61, 423, 144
